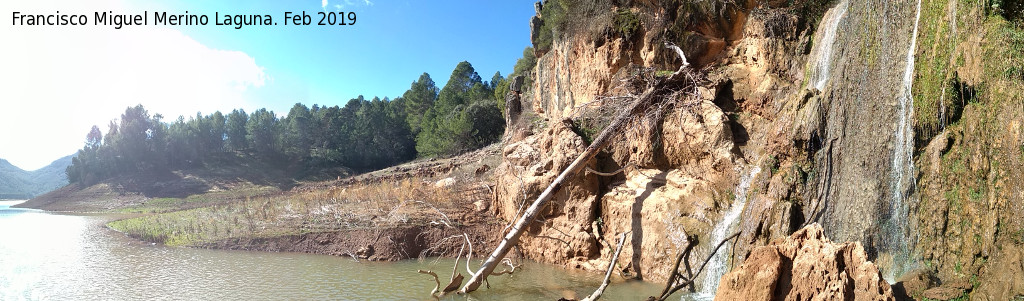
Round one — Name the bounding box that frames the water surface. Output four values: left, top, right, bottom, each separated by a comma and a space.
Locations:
0, 200, 666, 300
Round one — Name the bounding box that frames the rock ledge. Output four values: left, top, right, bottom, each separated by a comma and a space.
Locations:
715, 223, 894, 301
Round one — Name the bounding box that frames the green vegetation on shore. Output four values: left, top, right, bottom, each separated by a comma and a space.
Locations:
64, 58, 538, 187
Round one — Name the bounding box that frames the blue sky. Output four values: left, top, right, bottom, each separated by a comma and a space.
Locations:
0, 0, 536, 170
162, 0, 535, 106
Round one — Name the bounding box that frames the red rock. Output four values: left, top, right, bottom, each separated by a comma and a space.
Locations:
715, 223, 894, 301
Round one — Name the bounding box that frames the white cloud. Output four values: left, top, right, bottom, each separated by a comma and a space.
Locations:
364, 0, 374, 6
0, 0, 268, 170
322, 0, 328, 10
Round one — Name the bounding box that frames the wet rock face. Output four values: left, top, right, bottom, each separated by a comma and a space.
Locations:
804, 0, 923, 252
499, 0, 1023, 290
597, 99, 739, 282
495, 0, 757, 283
715, 223, 895, 301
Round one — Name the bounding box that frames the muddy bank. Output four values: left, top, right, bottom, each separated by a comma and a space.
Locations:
198, 222, 502, 261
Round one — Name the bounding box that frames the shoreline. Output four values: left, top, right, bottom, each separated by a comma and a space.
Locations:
17, 145, 507, 263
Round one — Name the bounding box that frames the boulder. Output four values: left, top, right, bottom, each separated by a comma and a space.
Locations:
715, 223, 894, 301
433, 177, 456, 188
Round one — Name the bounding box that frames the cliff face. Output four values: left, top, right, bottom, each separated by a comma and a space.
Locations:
493, 0, 1024, 296
496, 1, 757, 284
715, 224, 895, 300
909, 0, 1024, 298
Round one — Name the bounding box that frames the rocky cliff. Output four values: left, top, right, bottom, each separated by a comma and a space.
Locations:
715, 223, 894, 300
492, 0, 1024, 298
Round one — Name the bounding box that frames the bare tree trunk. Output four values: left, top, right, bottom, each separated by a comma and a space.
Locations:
581, 231, 629, 301
460, 84, 663, 293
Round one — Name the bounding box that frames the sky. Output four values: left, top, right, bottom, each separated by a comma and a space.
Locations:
0, 0, 536, 171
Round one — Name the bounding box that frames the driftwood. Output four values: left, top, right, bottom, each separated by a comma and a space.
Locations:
581, 231, 630, 301
415, 203, 474, 298
654, 231, 741, 301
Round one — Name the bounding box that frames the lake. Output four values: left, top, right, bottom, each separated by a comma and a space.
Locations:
0, 200, 676, 300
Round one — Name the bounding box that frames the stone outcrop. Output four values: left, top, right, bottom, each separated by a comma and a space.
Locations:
497, 0, 1024, 296
492, 120, 603, 264
715, 223, 894, 300
972, 246, 1024, 300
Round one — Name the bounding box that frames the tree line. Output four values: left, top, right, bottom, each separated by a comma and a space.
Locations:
66, 54, 537, 185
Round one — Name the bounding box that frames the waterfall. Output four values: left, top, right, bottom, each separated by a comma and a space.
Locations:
697, 166, 761, 297
806, 0, 849, 91
883, 0, 923, 281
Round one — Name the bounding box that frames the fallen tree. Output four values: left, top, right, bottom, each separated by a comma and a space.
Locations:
458, 43, 699, 294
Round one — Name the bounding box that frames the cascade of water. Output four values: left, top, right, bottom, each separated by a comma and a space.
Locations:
884, 0, 923, 281
698, 166, 761, 296
806, 0, 850, 91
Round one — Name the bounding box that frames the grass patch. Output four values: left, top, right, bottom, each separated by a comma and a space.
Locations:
108, 176, 484, 247
119, 184, 280, 214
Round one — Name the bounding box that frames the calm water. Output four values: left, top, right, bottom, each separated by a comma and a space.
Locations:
0, 200, 664, 300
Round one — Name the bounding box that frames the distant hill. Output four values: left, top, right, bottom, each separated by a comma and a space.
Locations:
0, 155, 72, 199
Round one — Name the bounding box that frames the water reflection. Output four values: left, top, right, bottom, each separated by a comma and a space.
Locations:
0, 201, 665, 300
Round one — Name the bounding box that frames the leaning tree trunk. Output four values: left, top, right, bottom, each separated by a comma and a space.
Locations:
459, 81, 668, 293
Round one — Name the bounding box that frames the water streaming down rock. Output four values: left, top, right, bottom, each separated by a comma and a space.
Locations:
805, 0, 849, 91
882, 0, 923, 281
698, 165, 761, 296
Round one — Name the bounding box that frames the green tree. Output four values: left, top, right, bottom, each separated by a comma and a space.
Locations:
512, 47, 537, 89
86, 125, 103, 150
490, 71, 503, 91
416, 61, 503, 157
434, 61, 483, 113
207, 111, 226, 154
246, 108, 280, 159
402, 73, 439, 135
283, 103, 313, 160
225, 109, 248, 151
310, 105, 346, 166
166, 116, 198, 167
111, 105, 165, 171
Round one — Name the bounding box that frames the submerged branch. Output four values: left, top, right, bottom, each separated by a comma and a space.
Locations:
656, 231, 741, 300
581, 231, 630, 301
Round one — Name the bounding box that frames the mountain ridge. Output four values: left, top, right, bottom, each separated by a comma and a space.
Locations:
0, 155, 72, 199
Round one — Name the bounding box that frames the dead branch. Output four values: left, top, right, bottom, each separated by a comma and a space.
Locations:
415, 201, 474, 298
417, 234, 465, 258
581, 231, 630, 301
584, 162, 634, 177
664, 42, 690, 76
654, 231, 741, 301
490, 258, 521, 276
417, 270, 441, 296
462, 233, 475, 275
